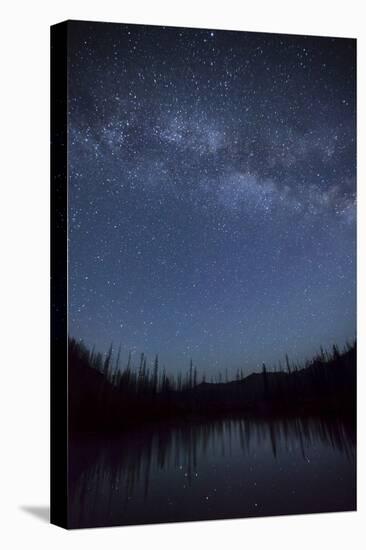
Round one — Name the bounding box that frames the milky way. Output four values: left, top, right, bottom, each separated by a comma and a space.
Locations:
68, 21, 356, 376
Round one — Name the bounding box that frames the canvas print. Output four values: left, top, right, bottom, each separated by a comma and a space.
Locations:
51, 20, 356, 529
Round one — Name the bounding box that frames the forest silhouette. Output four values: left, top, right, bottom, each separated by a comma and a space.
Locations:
69, 338, 356, 433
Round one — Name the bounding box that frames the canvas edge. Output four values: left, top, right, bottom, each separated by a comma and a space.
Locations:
50, 20, 69, 530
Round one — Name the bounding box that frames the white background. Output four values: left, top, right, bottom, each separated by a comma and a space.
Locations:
0, 0, 364, 548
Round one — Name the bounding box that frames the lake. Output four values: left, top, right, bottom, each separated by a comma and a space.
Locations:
68, 415, 356, 528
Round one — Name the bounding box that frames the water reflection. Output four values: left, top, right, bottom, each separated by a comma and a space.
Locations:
69, 415, 356, 528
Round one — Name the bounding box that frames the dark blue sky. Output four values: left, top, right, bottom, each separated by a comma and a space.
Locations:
68, 21, 356, 377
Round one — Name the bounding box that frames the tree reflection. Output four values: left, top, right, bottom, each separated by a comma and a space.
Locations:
69, 414, 355, 527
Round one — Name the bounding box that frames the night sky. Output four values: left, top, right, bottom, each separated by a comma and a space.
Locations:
68, 21, 356, 377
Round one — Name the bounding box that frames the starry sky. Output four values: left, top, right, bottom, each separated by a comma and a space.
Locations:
68, 21, 356, 377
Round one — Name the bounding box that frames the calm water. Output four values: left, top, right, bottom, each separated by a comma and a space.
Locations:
69, 415, 356, 528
